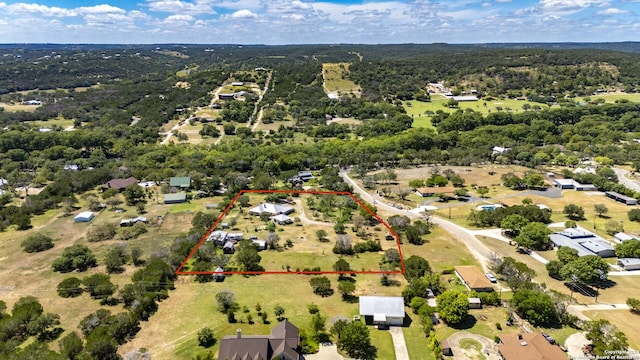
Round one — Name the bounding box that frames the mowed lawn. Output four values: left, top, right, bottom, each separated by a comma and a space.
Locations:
119, 274, 402, 359
583, 310, 640, 350
404, 95, 557, 129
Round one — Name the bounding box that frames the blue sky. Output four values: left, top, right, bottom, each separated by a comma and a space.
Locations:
0, 0, 638, 44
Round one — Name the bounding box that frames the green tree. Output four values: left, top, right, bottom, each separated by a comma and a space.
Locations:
105, 246, 128, 274
309, 276, 333, 297
82, 274, 116, 301
338, 280, 356, 299
628, 208, 640, 222
215, 291, 239, 314
510, 289, 558, 327
310, 312, 326, 340
435, 290, 469, 326
476, 186, 489, 198
59, 331, 84, 360
84, 327, 120, 360
594, 204, 609, 217
604, 220, 624, 235
316, 229, 328, 242
500, 214, 530, 237
560, 255, 609, 285
336, 321, 377, 360
333, 258, 351, 272
563, 203, 585, 220
235, 240, 262, 271
615, 239, 640, 258
405, 226, 424, 245
274, 304, 285, 321
197, 327, 216, 348
515, 222, 551, 250
404, 255, 431, 281
626, 298, 640, 314
557, 246, 579, 264
584, 319, 629, 356
20, 233, 54, 253
123, 184, 146, 206
223, 123, 236, 135
52, 244, 98, 273
57, 277, 83, 298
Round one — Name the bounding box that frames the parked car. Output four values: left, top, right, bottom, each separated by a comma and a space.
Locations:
517, 246, 532, 254
485, 272, 497, 283
541, 332, 556, 344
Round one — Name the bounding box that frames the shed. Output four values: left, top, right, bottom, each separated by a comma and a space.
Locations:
223, 241, 235, 254
213, 267, 225, 282
605, 191, 638, 205
272, 214, 294, 225
359, 296, 405, 326
614, 232, 638, 243
231, 82, 244, 86
74, 211, 94, 223
252, 239, 267, 250
618, 258, 640, 271
164, 193, 187, 204
442, 339, 453, 356
227, 232, 244, 241
468, 297, 482, 309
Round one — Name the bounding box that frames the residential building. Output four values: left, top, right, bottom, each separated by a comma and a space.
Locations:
223, 242, 235, 254
454, 266, 494, 292
252, 239, 267, 251
552, 178, 597, 191
218, 93, 236, 100
217, 320, 301, 360
249, 203, 294, 216
492, 146, 510, 155
272, 214, 294, 225
104, 177, 139, 190
358, 296, 405, 326
497, 333, 566, 360
207, 230, 228, 245
614, 232, 639, 243
169, 176, 191, 189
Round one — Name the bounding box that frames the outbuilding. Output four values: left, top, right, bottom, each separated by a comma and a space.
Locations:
164, 193, 187, 204
618, 258, 640, 271
74, 211, 94, 223
468, 297, 482, 309
359, 296, 405, 326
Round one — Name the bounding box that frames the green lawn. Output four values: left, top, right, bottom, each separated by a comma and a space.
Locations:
403, 314, 435, 360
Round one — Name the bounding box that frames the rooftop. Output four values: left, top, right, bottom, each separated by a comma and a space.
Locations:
454, 266, 494, 290
359, 296, 405, 318
169, 176, 191, 188
498, 333, 566, 360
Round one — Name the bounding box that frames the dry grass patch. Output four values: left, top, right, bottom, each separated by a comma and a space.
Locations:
322, 63, 361, 96
0, 102, 40, 112
582, 310, 640, 349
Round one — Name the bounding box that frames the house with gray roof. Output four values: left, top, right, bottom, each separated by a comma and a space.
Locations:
169, 176, 191, 189
218, 320, 301, 360
617, 258, 640, 271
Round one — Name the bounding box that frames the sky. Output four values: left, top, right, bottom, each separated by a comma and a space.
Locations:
0, 0, 638, 44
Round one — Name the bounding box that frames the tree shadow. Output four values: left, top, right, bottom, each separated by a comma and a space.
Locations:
598, 278, 617, 289
564, 282, 597, 297
449, 315, 477, 330
342, 294, 359, 303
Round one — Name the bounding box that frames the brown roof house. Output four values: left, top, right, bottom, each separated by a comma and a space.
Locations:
454, 266, 494, 292
497, 333, 566, 360
415, 187, 455, 197
104, 177, 138, 190
218, 320, 301, 360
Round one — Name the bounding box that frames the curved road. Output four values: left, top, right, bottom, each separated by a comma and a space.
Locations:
339, 171, 497, 271
613, 167, 640, 193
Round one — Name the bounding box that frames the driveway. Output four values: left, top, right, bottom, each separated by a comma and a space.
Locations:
565, 332, 589, 360
446, 332, 500, 360
304, 343, 344, 360
388, 327, 410, 360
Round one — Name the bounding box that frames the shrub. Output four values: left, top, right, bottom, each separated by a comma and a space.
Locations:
21, 233, 54, 253
309, 276, 333, 297
87, 224, 118, 242
57, 277, 83, 298
118, 223, 148, 240
52, 244, 98, 273
628, 208, 640, 222
354, 240, 382, 253
197, 327, 216, 348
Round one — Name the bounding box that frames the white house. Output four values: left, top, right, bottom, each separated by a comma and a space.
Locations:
74, 211, 94, 223
272, 214, 294, 225
249, 203, 294, 216
359, 296, 405, 326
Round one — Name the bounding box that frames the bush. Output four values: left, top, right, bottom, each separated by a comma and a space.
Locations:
57, 277, 83, 298
197, 327, 216, 348
52, 244, 98, 273
309, 276, 333, 297
21, 233, 54, 253
87, 224, 118, 242
118, 223, 147, 240
354, 240, 382, 253
628, 208, 640, 222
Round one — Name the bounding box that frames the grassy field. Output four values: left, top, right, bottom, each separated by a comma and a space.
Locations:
404, 95, 553, 129
23, 117, 75, 129
0, 102, 40, 112
587, 93, 640, 103
322, 63, 361, 96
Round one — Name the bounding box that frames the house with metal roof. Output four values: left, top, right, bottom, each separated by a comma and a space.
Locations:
169, 176, 191, 189
454, 266, 495, 292
549, 228, 615, 258
606, 191, 638, 205
163, 193, 187, 204
359, 296, 406, 326
618, 258, 640, 271
249, 203, 294, 216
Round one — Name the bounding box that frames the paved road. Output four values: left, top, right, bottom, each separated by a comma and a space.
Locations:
388, 327, 409, 360
340, 171, 497, 271
613, 168, 640, 193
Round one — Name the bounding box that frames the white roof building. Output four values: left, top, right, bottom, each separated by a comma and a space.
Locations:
359, 296, 405, 326
249, 203, 294, 216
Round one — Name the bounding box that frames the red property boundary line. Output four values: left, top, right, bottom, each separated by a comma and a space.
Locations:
175, 189, 405, 275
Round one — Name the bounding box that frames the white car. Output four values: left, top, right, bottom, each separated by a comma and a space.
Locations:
485, 272, 497, 283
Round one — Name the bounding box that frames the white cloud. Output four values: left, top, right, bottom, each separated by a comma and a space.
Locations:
146, 0, 216, 15
596, 7, 628, 14
230, 9, 257, 19
538, 0, 610, 13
